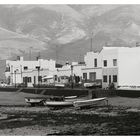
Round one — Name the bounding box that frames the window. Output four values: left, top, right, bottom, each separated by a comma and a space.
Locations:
23, 77, 28, 84
5, 65, 10, 72
24, 66, 28, 70
94, 58, 97, 67
103, 75, 107, 82
54, 75, 57, 81
113, 59, 117, 66
36, 66, 40, 70
113, 75, 117, 82
103, 60, 107, 67
83, 73, 87, 80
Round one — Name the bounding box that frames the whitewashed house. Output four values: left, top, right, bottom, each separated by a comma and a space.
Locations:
82, 51, 102, 82
82, 46, 140, 89
5, 56, 56, 87
56, 61, 85, 84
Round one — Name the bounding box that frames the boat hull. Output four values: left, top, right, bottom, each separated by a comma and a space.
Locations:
25, 97, 47, 106
73, 97, 107, 108
44, 101, 73, 107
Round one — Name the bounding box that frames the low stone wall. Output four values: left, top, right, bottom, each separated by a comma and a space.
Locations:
116, 89, 140, 98
0, 87, 18, 92
0, 87, 89, 97
3, 87, 139, 98
90, 89, 117, 98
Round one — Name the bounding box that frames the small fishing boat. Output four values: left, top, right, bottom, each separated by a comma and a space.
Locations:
25, 97, 47, 106
73, 97, 107, 108
43, 96, 86, 107
64, 96, 77, 99
43, 100, 73, 107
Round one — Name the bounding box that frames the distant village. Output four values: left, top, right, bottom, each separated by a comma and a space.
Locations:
4, 43, 140, 90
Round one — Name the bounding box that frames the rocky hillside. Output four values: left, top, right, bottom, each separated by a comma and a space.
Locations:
0, 5, 140, 78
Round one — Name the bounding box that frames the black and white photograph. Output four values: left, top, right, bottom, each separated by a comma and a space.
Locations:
0, 0, 140, 136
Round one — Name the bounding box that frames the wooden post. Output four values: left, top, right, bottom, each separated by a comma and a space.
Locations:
88, 89, 93, 99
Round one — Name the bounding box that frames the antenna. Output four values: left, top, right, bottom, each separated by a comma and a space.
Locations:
90, 32, 93, 52
56, 45, 58, 62
29, 47, 32, 60
78, 54, 82, 63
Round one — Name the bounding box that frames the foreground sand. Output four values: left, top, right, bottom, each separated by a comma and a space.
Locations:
0, 92, 140, 135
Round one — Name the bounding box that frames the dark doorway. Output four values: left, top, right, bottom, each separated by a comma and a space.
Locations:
109, 75, 111, 84
89, 72, 96, 81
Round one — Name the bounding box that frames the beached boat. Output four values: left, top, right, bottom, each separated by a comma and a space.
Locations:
73, 97, 107, 108
64, 96, 77, 99
25, 97, 47, 106
43, 100, 73, 107
43, 96, 87, 107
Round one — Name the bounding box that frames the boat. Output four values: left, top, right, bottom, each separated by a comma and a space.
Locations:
25, 97, 48, 106
64, 96, 77, 99
73, 97, 107, 108
43, 96, 87, 107
43, 100, 73, 107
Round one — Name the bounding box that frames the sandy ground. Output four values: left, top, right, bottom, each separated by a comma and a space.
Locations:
0, 91, 140, 135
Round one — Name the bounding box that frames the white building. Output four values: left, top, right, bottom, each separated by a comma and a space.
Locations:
82, 51, 102, 83
82, 46, 140, 89
56, 61, 85, 84
5, 56, 56, 87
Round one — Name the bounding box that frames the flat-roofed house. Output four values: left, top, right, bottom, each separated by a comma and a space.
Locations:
5, 56, 56, 87
82, 46, 140, 89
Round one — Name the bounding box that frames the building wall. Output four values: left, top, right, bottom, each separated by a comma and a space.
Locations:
82, 68, 102, 80
118, 47, 140, 87
102, 68, 118, 88
5, 57, 56, 86
100, 47, 118, 68
84, 52, 101, 68
100, 47, 119, 88
57, 64, 71, 77
57, 64, 85, 77
82, 51, 102, 82
22, 69, 50, 87
82, 47, 119, 88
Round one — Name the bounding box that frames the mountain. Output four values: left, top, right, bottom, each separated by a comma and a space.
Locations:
0, 5, 140, 77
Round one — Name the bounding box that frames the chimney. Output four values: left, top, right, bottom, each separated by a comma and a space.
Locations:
17, 56, 20, 61
17, 56, 23, 61
66, 61, 69, 65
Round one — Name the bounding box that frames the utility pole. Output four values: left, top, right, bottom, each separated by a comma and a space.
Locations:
14, 70, 17, 88
11, 65, 13, 85
71, 65, 74, 89
55, 45, 58, 63
29, 47, 32, 60
36, 66, 40, 87
90, 32, 93, 52
20, 65, 22, 83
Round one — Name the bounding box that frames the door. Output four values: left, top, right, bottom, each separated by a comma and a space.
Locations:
89, 72, 96, 81
109, 75, 111, 84
23, 77, 28, 87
